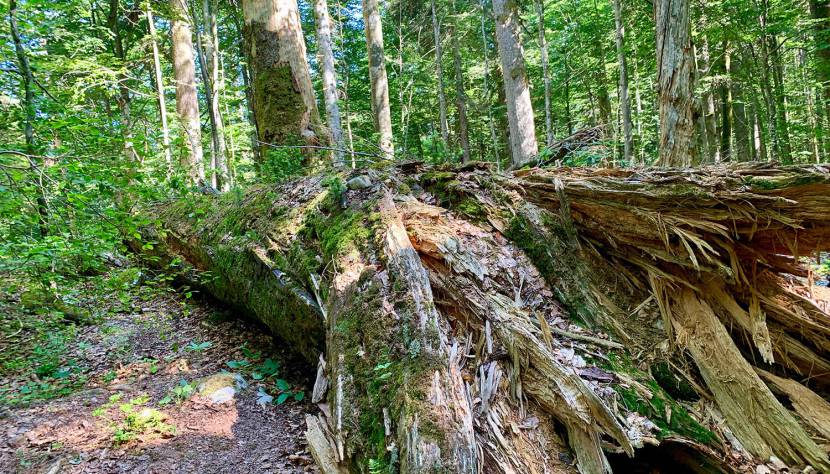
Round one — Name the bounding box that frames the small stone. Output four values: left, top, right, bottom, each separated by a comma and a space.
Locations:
208, 386, 235, 404
346, 175, 372, 190
755, 465, 772, 474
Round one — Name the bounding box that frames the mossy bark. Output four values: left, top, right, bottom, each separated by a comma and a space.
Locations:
136, 163, 830, 473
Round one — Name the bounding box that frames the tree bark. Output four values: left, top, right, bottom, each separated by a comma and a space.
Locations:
655, 0, 696, 167
146, 8, 173, 168
242, 0, 322, 165
430, 0, 449, 146
314, 0, 345, 166
451, 27, 471, 164
719, 44, 732, 161
491, 0, 538, 168
201, 0, 229, 190
170, 0, 205, 183
137, 162, 830, 473
535, 0, 554, 148
612, 0, 632, 163
731, 49, 752, 162
480, 2, 501, 166
363, 0, 395, 158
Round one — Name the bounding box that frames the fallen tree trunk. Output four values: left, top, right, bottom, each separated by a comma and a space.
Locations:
134, 162, 830, 473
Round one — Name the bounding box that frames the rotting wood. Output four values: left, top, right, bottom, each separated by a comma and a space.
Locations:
135, 162, 830, 473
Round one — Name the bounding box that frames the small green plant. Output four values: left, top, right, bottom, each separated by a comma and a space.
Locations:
111, 395, 173, 444
185, 340, 212, 352
158, 379, 195, 405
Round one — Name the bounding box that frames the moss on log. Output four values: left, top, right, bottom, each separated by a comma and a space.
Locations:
134, 162, 830, 473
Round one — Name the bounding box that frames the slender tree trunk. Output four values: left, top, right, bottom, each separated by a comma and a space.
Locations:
731, 48, 751, 162
769, 35, 792, 163
719, 48, 732, 162
363, 0, 395, 158
491, 0, 538, 168
146, 8, 173, 168
633, 56, 644, 162
108, 0, 139, 164
480, 1, 500, 165
655, 0, 696, 167
193, 0, 221, 189
698, 33, 718, 162
201, 0, 229, 190
565, 54, 573, 136
451, 27, 471, 163
170, 0, 205, 183
242, 0, 323, 166
809, 0, 830, 135
9, 0, 47, 237
314, 0, 345, 166
430, 0, 449, 146
612, 0, 632, 163
535, 0, 554, 147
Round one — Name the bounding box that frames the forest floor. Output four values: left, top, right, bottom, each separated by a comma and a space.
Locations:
0, 264, 319, 473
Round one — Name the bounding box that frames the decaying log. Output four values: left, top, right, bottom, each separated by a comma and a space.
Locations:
134, 162, 830, 473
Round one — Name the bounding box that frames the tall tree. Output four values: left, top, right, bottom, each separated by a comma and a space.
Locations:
108, 0, 139, 163
535, 0, 554, 147
492, 0, 538, 167
200, 0, 229, 189
363, 0, 395, 158
242, 0, 322, 166
655, 0, 696, 167
313, 0, 345, 166
612, 0, 633, 162
9, 0, 48, 237
170, 0, 205, 183
146, 6, 173, 167
451, 26, 471, 163
480, 1, 500, 164
430, 0, 449, 146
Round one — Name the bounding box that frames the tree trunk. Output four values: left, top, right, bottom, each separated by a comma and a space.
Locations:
535, 0, 554, 148
363, 0, 395, 158
9, 0, 48, 237
720, 67, 732, 162
491, 0, 538, 168
108, 0, 139, 164
655, 0, 696, 167
451, 27, 471, 164
146, 8, 173, 169
201, 0, 229, 190
698, 32, 718, 163
809, 0, 830, 132
480, 2, 501, 166
314, 0, 345, 166
430, 0, 449, 146
731, 48, 752, 162
136, 162, 830, 474
170, 0, 205, 183
612, 0, 632, 163
769, 35, 792, 163
242, 0, 322, 165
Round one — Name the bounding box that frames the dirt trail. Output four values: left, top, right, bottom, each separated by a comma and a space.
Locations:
0, 274, 318, 473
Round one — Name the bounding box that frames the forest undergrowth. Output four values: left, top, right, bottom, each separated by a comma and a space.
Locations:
0, 263, 317, 473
